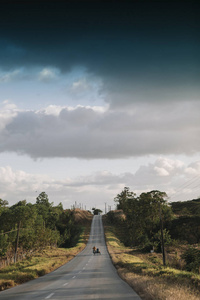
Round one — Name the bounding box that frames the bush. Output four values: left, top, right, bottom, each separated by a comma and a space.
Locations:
0, 234, 9, 257
181, 247, 200, 273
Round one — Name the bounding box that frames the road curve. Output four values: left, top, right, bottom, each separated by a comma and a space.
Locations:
0, 215, 141, 299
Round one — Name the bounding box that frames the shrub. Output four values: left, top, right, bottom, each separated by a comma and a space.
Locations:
181, 247, 200, 273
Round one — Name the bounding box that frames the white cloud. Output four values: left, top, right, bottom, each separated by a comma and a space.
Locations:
71, 78, 89, 91
0, 69, 22, 83
0, 101, 200, 159
154, 167, 169, 176
0, 166, 45, 195
38, 67, 60, 82
1, 158, 200, 209
0, 100, 18, 131
41, 104, 107, 116
185, 162, 200, 175
0, 66, 61, 84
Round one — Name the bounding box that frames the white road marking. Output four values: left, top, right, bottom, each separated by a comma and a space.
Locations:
78, 270, 81, 273
73, 275, 76, 278
45, 293, 54, 299
63, 282, 69, 286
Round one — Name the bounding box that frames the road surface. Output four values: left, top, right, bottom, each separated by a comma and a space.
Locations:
0, 215, 141, 299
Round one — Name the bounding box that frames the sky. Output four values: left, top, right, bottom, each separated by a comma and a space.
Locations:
0, 0, 200, 212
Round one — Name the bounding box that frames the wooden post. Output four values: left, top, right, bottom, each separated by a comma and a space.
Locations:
159, 203, 166, 266
14, 221, 21, 263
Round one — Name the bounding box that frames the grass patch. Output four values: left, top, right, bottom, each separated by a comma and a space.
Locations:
0, 225, 91, 291
103, 222, 200, 300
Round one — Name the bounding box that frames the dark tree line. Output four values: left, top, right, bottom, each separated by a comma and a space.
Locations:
112, 187, 200, 249
112, 187, 173, 251
0, 192, 82, 259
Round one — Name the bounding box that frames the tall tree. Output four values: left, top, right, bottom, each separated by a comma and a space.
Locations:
114, 187, 136, 210
0, 199, 9, 216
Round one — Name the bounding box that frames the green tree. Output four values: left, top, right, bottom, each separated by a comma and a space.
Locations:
115, 189, 173, 249
48, 203, 64, 230
114, 187, 136, 210
0, 199, 9, 208
0, 199, 9, 216
36, 192, 52, 207
35, 192, 53, 227
10, 200, 37, 228
0, 233, 9, 257
92, 208, 103, 215
181, 247, 200, 273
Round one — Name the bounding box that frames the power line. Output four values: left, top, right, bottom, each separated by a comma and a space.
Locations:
169, 173, 200, 201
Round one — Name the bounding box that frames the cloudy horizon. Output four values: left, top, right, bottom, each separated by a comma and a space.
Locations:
0, 0, 199, 211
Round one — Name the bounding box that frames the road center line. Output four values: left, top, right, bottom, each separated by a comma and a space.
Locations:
72, 275, 76, 278
45, 293, 54, 299
63, 282, 69, 286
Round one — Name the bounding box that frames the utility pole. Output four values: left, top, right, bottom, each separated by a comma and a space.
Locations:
14, 221, 21, 263
105, 202, 107, 214
159, 202, 166, 266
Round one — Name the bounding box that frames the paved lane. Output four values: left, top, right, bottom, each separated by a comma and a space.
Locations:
0, 215, 141, 299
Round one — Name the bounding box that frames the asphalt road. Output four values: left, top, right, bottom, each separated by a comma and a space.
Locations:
0, 215, 141, 299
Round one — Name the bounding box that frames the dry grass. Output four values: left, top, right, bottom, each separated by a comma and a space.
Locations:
73, 208, 93, 225
104, 224, 200, 300
0, 224, 91, 291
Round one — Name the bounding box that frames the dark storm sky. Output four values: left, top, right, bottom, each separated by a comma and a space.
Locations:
1, 0, 199, 107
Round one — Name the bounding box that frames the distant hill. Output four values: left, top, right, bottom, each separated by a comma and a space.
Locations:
170, 198, 200, 216
168, 199, 200, 243
72, 208, 93, 225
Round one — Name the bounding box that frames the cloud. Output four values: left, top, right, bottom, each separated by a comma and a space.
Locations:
1, 158, 200, 208
0, 100, 18, 131
0, 69, 23, 83
1, 1, 199, 108
0, 101, 200, 159
134, 157, 184, 184
0, 165, 119, 208
0, 66, 61, 83
0, 165, 46, 197
129, 157, 200, 201
185, 162, 200, 175
71, 78, 89, 91
38, 67, 60, 82
0, 165, 66, 205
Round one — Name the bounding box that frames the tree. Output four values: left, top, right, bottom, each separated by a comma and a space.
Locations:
0, 233, 8, 257
35, 192, 53, 226
36, 192, 52, 207
10, 200, 37, 227
0, 199, 9, 216
92, 208, 103, 215
114, 187, 136, 210
114, 189, 173, 249
0, 199, 9, 208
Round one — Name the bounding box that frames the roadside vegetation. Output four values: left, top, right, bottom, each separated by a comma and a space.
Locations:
0, 195, 92, 291
103, 187, 200, 300
0, 230, 90, 291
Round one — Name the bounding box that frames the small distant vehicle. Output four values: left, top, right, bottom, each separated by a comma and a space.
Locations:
93, 248, 101, 255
